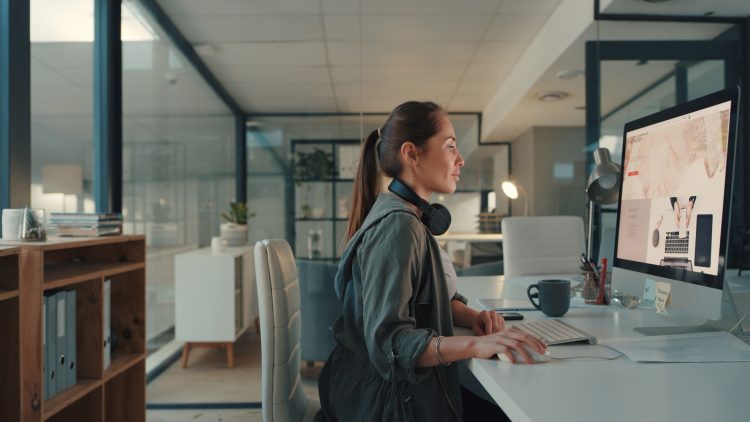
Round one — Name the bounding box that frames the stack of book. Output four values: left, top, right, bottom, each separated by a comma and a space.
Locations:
50, 212, 123, 237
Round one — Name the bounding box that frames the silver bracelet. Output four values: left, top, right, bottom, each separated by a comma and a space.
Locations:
435, 335, 451, 366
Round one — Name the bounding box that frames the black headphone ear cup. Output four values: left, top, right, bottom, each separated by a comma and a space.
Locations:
425, 203, 451, 236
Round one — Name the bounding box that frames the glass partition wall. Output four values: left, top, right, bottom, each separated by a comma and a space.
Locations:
588, 19, 741, 264
244, 113, 507, 267
121, 1, 236, 352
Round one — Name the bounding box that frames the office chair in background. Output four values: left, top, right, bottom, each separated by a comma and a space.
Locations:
255, 239, 320, 422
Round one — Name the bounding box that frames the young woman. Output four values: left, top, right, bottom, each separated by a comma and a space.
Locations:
315, 101, 546, 422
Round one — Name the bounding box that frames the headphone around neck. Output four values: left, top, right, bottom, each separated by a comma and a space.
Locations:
388, 178, 451, 236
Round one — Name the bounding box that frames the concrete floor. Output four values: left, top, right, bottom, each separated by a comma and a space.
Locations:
147, 331, 321, 421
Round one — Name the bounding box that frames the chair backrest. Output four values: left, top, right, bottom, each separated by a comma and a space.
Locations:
255, 239, 308, 422
501, 216, 585, 277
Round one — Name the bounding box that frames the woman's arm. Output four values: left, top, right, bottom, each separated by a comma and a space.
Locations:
451, 299, 504, 336
415, 329, 547, 366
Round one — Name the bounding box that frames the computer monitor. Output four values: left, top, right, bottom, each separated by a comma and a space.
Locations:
612, 86, 740, 331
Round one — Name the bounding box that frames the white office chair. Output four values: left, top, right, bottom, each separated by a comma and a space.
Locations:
501, 216, 585, 277
255, 239, 320, 422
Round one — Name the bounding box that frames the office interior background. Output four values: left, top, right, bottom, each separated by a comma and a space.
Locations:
2, 0, 750, 420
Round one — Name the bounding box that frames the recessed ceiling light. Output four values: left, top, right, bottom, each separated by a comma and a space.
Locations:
536, 91, 569, 102
556, 69, 584, 80
194, 43, 218, 56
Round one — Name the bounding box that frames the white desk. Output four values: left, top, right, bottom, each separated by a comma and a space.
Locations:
457, 275, 750, 422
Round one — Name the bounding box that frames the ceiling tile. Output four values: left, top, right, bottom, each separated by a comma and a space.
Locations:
324, 14, 359, 40
472, 41, 525, 63
242, 96, 339, 113
212, 65, 331, 85
158, 0, 320, 16
334, 81, 456, 98
447, 96, 488, 112
484, 13, 549, 41
361, 14, 492, 42
234, 82, 334, 98
328, 41, 476, 66
497, 0, 561, 14
170, 15, 323, 43
455, 80, 499, 97
330, 64, 464, 83
362, 0, 501, 15
463, 62, 513, 81
208, 42, 328, 66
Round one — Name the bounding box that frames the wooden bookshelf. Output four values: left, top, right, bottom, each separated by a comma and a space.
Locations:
0, 247, 20, 422
0, 236, 145, 422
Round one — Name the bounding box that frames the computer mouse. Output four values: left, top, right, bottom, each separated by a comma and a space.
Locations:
497, 346, 551, 364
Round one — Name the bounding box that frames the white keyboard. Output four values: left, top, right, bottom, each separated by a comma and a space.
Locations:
511, 319, 597, 345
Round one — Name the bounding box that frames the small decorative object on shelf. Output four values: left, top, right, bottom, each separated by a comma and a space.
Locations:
307, 229, 323, 259
220, 202, 255, 246
20, 208, 47, 241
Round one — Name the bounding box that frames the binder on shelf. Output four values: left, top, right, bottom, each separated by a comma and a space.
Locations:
45, 293, 57, 399
103, 279, 111, 370
66, 290, 77, 388
55, 292, 67, 392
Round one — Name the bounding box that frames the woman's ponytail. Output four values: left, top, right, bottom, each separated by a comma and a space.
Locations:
346, 129, 381, 242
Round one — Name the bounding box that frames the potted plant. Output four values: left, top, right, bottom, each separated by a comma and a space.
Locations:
220, 202, 255, 246
294, 148, 334, 217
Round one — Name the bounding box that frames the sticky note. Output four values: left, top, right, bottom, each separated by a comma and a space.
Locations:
642, 278, 657, 307
655, 281, 672, 315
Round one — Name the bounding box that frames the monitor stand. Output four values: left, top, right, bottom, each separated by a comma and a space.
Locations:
633, 281, 742, 336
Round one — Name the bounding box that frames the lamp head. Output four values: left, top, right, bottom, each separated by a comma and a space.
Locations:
501, 181, 519, 199
586, 148, 621, 204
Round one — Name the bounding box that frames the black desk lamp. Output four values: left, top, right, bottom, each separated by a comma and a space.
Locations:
586, 148, 621, 259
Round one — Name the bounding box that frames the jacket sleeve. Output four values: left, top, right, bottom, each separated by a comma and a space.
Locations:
357, 212, 435, 384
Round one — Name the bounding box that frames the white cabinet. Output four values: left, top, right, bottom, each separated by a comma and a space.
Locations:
174, 246, 257, 367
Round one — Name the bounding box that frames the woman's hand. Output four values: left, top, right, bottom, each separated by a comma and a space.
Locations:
472, 328, 547, 364
472, 310, 504, 336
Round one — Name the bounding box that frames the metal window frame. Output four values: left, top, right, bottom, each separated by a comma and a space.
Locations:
585, 36, 746, 263
0, 0, 30, 225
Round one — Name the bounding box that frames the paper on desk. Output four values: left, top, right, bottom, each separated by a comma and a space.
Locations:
600, 331, 750, 362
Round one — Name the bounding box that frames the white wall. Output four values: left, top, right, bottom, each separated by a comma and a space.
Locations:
510, 126, 586, 219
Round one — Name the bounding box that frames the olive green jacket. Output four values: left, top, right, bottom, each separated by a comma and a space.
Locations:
316, 194, 465, 422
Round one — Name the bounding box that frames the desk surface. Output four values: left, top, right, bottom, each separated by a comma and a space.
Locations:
457, 275, 750, 422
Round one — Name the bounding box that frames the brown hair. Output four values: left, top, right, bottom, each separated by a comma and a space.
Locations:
345, 101, 446, 241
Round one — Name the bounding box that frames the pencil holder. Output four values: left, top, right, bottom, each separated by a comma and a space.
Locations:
581, 271, 599, 304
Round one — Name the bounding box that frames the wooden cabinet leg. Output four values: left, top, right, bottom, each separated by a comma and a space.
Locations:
226, 342, 235, 368
254, 316, 260, 334
181, 343, 191, 369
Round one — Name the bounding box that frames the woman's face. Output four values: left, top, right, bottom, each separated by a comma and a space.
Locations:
412, 114, 464, 198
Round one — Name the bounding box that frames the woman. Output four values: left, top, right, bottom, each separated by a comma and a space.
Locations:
315, 101, 546, 422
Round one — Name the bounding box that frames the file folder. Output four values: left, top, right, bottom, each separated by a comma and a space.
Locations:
45, 294, 57, 399
66, 290, 77, 388
103, 279, 111, 370
56, 291, 67, 392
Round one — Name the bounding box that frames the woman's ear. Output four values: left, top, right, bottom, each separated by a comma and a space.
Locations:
400, 141, 419, 167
